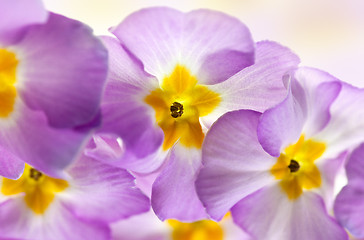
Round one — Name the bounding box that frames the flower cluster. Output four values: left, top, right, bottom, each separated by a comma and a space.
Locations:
1, 1, 364, 239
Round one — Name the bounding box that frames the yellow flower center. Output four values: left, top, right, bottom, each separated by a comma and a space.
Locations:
270, 135, 325, 200
1, 165, 69, 214
167, 219, 224, 240
0, 48, 18, 118
144, 65, 221, 150
167, 212, 231, 240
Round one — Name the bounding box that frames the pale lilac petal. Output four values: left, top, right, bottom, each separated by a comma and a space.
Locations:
111, 210, 168, 240
61, 155, 150, 223
0, 100, 92, 178
183, 10, 254, 85
207, 41, 300, 118
0, 198, 41, 238
315, 83, 364, 158
0, 0, 48, 45
100, 36, 159, 90
112, 7, 254, 84
198, 50, 254, 85
111, 7, 182, 80
104, 148, 167, 174
257, 77, 307, 157
85, 134, 168, 174
334, 144, 364, 238
221, 215, 253, 240
84, 134, 125, 166
133, 170, 163, 198
316, 151, 347, 208
335, 185, 364, 239
0, 198, 110, 240
232, 185, 348, 240
119, 148, 168, 174
14, 13, 107, 128
196, 110, 276, 221
152, 144, 207, 221
293, 68, 342, 137
303, 81, 341, 137
0, 199, 36, 238
0, 145, 24, 179
294, 67, 341, 98
99, 36, 163, 160
344, 143, 364, 185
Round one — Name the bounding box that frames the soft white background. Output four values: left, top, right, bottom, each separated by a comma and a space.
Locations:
43, 0, 364, 87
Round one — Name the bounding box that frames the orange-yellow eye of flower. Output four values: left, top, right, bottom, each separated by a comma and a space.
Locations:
167, 219, 224, 240
0, 48, 18, 118
144, 65, 221, 150
270, 135, 325, 200
1, 165, 69, 214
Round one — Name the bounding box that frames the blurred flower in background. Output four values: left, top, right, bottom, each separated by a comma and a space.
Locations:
0, 153, 150, 239
0, 0, 108, 179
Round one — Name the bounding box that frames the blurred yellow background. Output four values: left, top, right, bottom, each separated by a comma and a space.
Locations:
43, 0, 364, 87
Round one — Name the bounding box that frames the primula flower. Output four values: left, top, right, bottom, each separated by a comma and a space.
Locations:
334, 143, 364, 239
196, 67, 364, 239
0, 0, 107, 178
0, 153, 150, 239
112, 209, 252, 240
95, 7, 299, 221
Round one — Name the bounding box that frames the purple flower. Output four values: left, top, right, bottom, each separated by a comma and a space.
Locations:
334, 143, 364, 238
94, 7, 299, 221
0, 0, 108, 178
196, 67, 364, 239
0, 152, 150, 239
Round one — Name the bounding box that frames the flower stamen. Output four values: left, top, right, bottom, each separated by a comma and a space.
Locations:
170, 102, 184, 118
288, 159, 300, 173
29, 168, 43, 181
